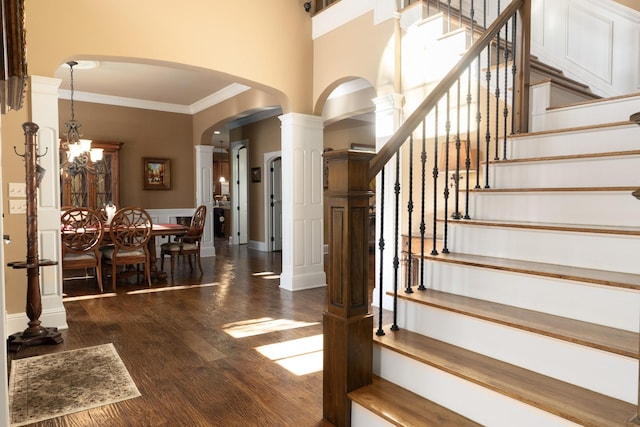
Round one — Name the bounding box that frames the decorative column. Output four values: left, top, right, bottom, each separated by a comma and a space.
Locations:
194, 145, 215, 257
323, 149, 374, 427
278, 113, 326, 291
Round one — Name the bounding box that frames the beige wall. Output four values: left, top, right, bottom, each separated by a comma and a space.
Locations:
59, 100, 195, 209
313, 11, 394, 113
25, 0, 312, 114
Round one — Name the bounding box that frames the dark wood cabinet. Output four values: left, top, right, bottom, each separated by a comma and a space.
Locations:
60, 140, 123, 210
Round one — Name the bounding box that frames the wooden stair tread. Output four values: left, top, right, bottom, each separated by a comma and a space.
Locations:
440, 217, 640, 237
348, 376, 482, 427
488, 149, 640, 164
373, 328, 636, 427
410, 250, 640, 291
391, 288, 638, 358
508, 120, 635, 139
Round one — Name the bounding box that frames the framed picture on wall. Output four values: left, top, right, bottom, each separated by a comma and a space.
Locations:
251, 167, 261, 183
143, 158, 171, 190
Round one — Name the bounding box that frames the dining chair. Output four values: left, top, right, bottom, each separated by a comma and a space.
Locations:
160, 205, 207, 277
102, 207, 153, 290
61, 207, 105, 292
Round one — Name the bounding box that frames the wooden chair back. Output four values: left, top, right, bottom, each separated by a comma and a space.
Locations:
60, 207, 105, 291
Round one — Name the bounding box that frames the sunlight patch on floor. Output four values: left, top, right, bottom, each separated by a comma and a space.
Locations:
255, 334, 323, 375
252, 271, 280, 280
222, 317, 320, 338
63, 293, 118, 302
126, 283, 220, 295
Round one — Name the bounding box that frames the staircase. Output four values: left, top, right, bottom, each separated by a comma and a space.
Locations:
349, 88, 640, 425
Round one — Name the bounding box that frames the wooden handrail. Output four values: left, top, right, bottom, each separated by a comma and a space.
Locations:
369, 0, 526, 181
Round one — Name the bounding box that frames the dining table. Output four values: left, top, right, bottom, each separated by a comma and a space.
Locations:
147, 223, 188, 280
61, 221, 188, 282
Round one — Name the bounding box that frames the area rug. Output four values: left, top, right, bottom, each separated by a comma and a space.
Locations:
8, 343, 141, 426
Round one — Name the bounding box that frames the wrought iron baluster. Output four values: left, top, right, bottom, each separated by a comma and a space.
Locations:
431, 105, 440, 256
376, 167, 386, 336
494, 1, 502, 162
474, 1, 482, 190
502, 14, 510, 160
419, 120, 427, 291
453, 78, 462, 220
391, 151, 401, 331
406, 135, 414, 294
511, 15, 518, 136
484, 0, 492, 189
442, 91, 451, 254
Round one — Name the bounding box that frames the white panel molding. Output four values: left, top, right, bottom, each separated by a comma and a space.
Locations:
566, 3, 613, 84
531, 0, 640, 97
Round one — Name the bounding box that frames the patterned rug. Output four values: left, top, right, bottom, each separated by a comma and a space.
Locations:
8, 343, 141, 426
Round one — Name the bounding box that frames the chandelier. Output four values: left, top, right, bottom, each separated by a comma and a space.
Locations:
61, 61, 103, 176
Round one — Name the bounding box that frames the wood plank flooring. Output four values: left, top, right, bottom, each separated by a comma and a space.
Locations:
8, 240, 333, 427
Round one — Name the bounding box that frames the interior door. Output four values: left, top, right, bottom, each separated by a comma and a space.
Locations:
270, 157, 282, 251
234, 145, 248, 244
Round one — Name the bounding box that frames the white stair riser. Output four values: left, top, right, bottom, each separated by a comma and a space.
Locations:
468, 191, 639, 227
351, 404, 395, 427
508, 124, 638, 158
531, 95, 640, 131
448, 223, 640, 274
489, 155, 640, 188
374, 347, 583, 427
424, 260, 640, 332
395, 300, 637, 403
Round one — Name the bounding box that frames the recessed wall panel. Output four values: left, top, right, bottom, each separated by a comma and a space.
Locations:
566, 3, 613, 83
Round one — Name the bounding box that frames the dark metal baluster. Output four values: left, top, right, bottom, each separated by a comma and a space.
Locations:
391, 151, 401, 331
405, 135, 414, 294
511, 14, 518, 136
376, 168, 386, 336
453, 78, 462, 220
431, 105, 440, 256
484, 0, 492, 188
459, 0, 463, 29
464, 63, 473, 219
474, 1, 482, 190
502, 14, 510, 160
419, 120, 427, 291
447, 0, 452, 32
442, 92, 451, 254
494, 1, 501, 162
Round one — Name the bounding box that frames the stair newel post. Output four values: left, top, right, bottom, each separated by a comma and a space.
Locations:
512, 0, 531, 134
323, 149, 375, 427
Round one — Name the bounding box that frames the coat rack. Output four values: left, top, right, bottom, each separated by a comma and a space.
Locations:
7, 122, 62, 352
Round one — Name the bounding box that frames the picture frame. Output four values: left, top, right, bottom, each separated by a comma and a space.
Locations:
143, 158, 171, 190
251, 167, 261, 183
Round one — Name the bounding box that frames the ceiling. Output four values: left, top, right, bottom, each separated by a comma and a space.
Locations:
54, 60, 277, 147
53, 60, 373, 144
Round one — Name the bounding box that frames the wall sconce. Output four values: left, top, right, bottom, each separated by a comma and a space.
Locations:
304, 1, 312, 12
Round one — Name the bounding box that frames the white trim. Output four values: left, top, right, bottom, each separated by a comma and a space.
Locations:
58, 83, 251, 114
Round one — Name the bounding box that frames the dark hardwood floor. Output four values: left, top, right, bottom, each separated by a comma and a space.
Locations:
9, 239, 336, 427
